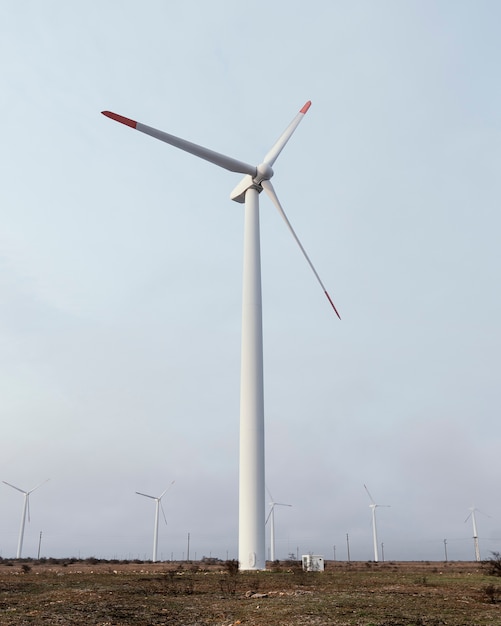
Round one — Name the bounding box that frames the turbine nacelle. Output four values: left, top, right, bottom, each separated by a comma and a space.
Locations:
230, 174, 260, 204
230, 163, 274, 203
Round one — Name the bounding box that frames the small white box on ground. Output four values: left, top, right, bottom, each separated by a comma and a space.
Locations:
302, 554, 324, 572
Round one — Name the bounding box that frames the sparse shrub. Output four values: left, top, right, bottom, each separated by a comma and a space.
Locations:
284, 558, 302, 573
283, 558, 309, 585
219, 575, 238, 596
21, 564, 31, 573
483, 551, 501, 577
163, 570, 178, 595
183, 574, 195, 595
161, 565, 196, 596
483, 583, 499, 603
224, 559, 239, 576
219, 560, 239, 596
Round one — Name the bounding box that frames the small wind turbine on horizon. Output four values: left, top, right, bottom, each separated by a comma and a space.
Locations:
2, 479, 50, 558
364, 484, 390, 563
102, 101, 340, 570
265, 488, 292, 562
465, 506, 489, 562
136, 481, 174, 563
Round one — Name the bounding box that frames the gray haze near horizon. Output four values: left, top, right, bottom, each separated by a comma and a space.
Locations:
1, 0, 500, 562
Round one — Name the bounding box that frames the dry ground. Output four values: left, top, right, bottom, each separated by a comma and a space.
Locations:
0, 559, 500, 625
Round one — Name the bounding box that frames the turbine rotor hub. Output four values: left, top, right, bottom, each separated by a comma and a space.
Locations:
254, 162, 274, 184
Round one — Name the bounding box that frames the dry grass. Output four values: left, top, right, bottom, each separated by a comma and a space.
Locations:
0, 559, 500, 625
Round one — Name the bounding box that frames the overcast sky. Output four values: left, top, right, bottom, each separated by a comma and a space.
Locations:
1, 0, 500, 563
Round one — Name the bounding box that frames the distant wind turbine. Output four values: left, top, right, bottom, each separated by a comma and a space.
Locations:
102, 102, 340, 570
364, 484, 390, 562
2, 479, 50, 558
465, 506, 489, 562
265, 489, 292, 562
136, 481, 174, 563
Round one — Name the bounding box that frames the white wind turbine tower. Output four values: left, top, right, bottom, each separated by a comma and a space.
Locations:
465, 506, 488, 562
364, 484, 390, 562
102, 102, 340, 570
2, 479, 49, 558
136, 481, 174, 563
266, 489, 292, 562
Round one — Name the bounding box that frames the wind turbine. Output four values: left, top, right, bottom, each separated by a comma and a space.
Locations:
102, 102, 340, 570
265, 488, 292, 562
364, 484, 390, 562
136, 481, 174, 562
465, 506, 488, 562
2, 479, 49, 558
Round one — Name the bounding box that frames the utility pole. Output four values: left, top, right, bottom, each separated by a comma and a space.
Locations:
443, 539, 448, 563
187, 532, 190, 562
381, 542, 385, 563
333, 545, 336, 561
346, 533, 351, 562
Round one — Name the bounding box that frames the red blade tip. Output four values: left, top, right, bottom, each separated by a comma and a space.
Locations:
300, 101, 312, 114
325, 291, 341, 319
101, 111, 137, 129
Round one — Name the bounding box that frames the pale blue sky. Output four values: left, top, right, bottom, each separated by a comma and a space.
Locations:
1, 0, 500, 561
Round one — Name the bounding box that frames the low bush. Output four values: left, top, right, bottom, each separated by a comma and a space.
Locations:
483, 552, 501, 577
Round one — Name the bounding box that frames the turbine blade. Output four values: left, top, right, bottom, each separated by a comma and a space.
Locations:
474, 508, 491, 518
28, 478, 50, 495
261, 180, 341, 319
364, 484, 376, 504
265, 508, 273, 525
263, 101, 311, 166
160, 501, 168, 526
159, 480, 175, 500
136, 491, 156, 500
2, 481, 26, 494
101, 111, 257, 176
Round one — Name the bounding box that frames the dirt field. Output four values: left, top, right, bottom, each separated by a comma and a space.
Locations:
0, 559, 499, 625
